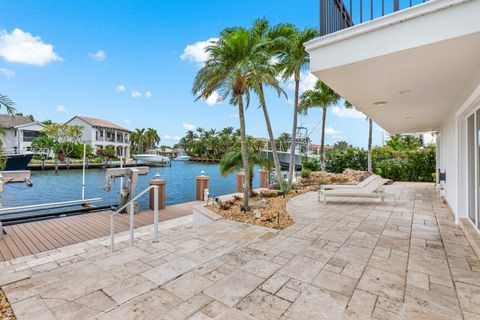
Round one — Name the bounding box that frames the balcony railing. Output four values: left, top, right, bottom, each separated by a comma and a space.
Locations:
320, 0, 429, 36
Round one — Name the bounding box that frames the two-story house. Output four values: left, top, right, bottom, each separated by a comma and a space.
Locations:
0, 114, 45, 153
65, 116, 131, 158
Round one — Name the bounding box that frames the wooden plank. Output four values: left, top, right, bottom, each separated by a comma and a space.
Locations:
9, 225, 42, 254
21, 222, 56, 251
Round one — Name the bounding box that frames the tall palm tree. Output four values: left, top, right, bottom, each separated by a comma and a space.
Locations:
131, 128, 146, 154
247, 19, 291, 182
276, 26, 319, 186
299, 80, 341, 171
145, 128, 160, 150
344, 101, 374, 171
193, 28, 269, 210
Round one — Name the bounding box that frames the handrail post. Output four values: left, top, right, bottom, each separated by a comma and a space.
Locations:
110, 216, 115, 252
129, 202, 134, 247
153, 185, 159, 243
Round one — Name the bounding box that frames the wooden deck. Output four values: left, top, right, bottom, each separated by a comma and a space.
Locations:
0, 201, 201, 262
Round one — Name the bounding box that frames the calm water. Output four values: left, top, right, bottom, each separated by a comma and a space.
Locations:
0, 161, 260, 211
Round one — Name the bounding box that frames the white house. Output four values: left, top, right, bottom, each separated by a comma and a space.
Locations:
0, 114, 45, 153
306, 0, 480, 235
65, 116, 131, 158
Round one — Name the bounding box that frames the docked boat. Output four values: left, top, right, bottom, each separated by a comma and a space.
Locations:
133, 150, 171, 166
173, 155, 190, 161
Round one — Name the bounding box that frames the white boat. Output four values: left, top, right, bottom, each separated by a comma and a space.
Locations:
173, 155, 190, 161
133, 150, 171, 166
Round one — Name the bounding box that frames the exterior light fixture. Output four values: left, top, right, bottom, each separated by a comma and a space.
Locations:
200, 170, 205, 176
398, 90, 412, 95
155, 173, 161, 180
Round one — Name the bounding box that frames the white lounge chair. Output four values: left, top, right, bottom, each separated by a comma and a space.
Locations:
318, 177, 392, 206
320, 174, 380, 190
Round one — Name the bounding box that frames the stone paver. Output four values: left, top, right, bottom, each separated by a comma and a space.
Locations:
1, 183, 479, 319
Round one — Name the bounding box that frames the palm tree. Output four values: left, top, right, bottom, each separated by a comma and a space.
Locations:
145, 128, 160, 150
344, 101, 374, 171
276, 26, 319, 186
193, 28, 269, 210
131, 128, 146, 154
299, 80, 341, 171
247, 18, 291, 182
0, 94, 16, 114
220, 148, 272, 195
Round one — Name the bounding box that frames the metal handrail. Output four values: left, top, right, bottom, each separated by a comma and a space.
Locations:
110, 185, 159, 251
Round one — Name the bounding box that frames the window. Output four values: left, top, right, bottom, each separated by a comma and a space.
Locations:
22, 130, 44, 142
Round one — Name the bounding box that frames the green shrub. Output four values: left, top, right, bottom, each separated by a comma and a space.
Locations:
301, 169, 311, 179
302, 158, 320, 171
325, 147, 367, 173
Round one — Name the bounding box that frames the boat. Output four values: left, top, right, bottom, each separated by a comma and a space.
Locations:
133, 150, 171, 166
173, 155, 190, 161
261, 127, 312, 170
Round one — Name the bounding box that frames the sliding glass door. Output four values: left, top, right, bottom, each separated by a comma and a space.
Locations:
468, 114, 476, 225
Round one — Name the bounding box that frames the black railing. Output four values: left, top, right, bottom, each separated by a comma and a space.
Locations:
320, 0, 429, 36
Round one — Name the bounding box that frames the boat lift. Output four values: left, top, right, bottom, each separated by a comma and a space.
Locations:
103, 166, 149, 213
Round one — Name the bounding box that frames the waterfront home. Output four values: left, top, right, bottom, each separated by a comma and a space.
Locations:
0, 114, 45, 153
306, 0, 480, 235
66, 116, 131, 158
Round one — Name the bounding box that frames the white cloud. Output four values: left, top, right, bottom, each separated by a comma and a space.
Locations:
116, 84, 126, 92
56, 105, 66, 113
182, 123, 196, 131
89, 50, 106, 61
332, 106, 365, 119
228, 113, 239, 119
180, 38, 218, 66
0, 67, 14, 79
131, 90, 142, 98
124, 118, 132, 125
205, 91, 220, 105
162, 134, 181, 142
285, 72, 317, 94
145, 91, 152, 98
325, 126, 342, 135
0, 28, 62, 66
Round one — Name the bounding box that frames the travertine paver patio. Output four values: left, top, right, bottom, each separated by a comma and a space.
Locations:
1, 182, 480, 319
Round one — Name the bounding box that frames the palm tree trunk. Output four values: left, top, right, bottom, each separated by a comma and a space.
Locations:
367, 118, 373, 171
259, 85, 282, 182
237, 94, 250, 210
320, 106, 327, 171
287, 78, 300, 187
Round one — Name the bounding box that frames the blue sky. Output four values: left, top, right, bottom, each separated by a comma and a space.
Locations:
0, 0, 386, 148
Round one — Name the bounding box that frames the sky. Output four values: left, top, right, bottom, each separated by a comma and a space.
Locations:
0, 0, 388, 148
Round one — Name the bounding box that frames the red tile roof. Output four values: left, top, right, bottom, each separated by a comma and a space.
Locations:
69, 116, 131, 132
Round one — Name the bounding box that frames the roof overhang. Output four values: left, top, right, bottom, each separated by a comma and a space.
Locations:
305, 0, 480, 134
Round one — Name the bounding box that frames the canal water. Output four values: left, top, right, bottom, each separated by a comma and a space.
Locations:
0, 161, 260, 211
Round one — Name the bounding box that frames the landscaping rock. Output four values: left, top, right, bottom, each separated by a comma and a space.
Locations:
299, 169, 372, 187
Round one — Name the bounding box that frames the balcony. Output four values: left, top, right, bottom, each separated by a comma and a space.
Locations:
320, 0, 429, 36
307, 0, 480, 134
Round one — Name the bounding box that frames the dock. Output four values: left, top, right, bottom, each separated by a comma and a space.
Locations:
0, 200, 200, 262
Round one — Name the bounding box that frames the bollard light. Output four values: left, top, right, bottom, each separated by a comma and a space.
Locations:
200, 170, 205, 176
155, 173, 161, 180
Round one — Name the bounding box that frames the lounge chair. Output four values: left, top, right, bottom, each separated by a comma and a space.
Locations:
320, 174, 380, 190
318, 177, 392, 206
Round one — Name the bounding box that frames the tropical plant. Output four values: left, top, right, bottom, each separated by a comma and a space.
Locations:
130, 128, 146, 154
0, 94, 16, 114
275, 132, 291, 152
276, 26, 319, 186
386, 134, 422, 151
42, 124, 83, 158
246, 18, 291, 182
193, 27, 271, 210
31, 136, 55, 157
144, 128, 161, 150
101, 146, 117, 159
299, 80, 341, 171
220, 147, 272, 195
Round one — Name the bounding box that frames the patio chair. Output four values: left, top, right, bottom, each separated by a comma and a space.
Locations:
320, 174, 380, 190
318, 177, 392, 206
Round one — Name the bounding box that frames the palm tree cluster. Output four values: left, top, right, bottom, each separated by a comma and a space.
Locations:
130, 128, 161, 154
176, 127, 240, 161
192, 18, 322, 210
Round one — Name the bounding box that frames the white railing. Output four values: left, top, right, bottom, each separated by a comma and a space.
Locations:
110, 185, 159, 251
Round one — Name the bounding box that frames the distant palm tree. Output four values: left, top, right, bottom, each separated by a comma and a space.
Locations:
145, 128, 160, 150
131, 128, 146, 154
276, 26, 319, 186
193, 27, 270, 210
344, 101, 374, 171
299, 80, 341, 171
